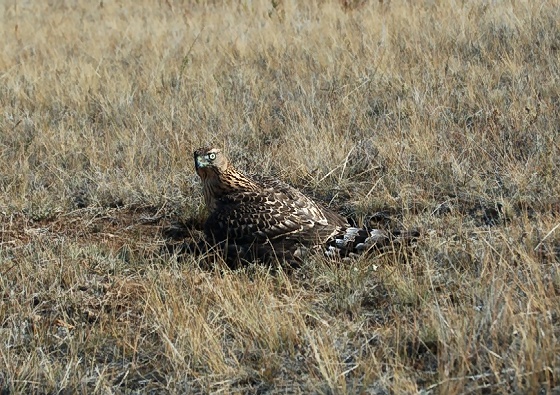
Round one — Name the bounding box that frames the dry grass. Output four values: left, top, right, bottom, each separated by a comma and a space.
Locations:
1, 0, 559, 393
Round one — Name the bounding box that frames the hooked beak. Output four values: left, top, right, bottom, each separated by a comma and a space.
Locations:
195, 155, 209, 170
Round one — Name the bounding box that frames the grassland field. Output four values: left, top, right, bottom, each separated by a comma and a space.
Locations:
1, 0, 560, 394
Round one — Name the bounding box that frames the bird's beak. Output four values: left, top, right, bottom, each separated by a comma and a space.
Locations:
195, 155, 208, 170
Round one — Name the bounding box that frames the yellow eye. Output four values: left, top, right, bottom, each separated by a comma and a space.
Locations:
208, 153, 216, 160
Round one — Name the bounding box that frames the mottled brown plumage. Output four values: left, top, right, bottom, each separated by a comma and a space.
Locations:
193, 146, 417, 266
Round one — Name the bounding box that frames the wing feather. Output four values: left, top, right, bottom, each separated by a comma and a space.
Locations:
204, 178, 348, 246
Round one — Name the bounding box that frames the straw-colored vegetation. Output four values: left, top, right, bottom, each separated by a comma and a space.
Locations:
1, 0, 559, 393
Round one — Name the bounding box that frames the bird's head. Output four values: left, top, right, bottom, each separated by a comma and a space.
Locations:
194, 146, 228, 178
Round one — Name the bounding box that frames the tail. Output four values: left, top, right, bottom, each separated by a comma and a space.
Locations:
325, 227, 420, 258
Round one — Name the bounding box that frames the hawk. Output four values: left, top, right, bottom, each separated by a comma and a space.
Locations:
193, 146, 416, 266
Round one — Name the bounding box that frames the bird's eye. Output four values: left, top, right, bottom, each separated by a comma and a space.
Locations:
208, 153, 216, 160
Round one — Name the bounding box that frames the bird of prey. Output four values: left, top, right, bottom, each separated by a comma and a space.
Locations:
193, 146, 416, 266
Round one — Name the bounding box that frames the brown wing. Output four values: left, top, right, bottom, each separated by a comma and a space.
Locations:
204, 177, 348, 247
252, 175, 349, 228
